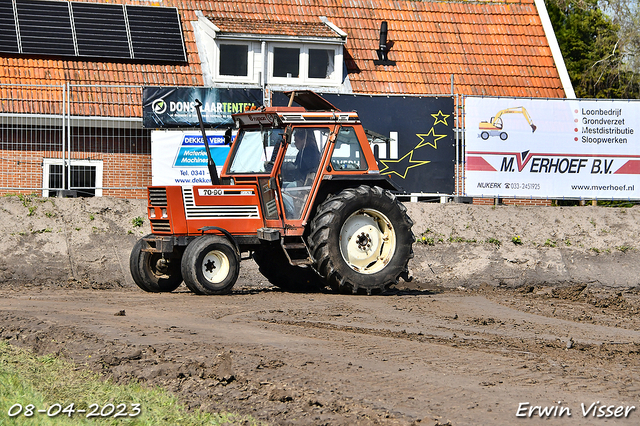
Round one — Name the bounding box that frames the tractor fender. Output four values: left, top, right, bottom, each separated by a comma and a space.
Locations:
305, 175, 403, 231
319, 174, 400, 192
197, 226, 241, 257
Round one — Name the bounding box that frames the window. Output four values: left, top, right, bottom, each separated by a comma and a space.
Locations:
281, 127, 329, 219
213, 41, 255, 83
309, 48, 334, 79
228, 128, 284, 174
219, 43, 248, 77
331, 127, 367, 171
268, 43, 342, 86
42, 159, 103, 197
273, 47, 300, 78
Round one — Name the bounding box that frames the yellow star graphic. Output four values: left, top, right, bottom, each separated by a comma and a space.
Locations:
415, 128, 447, 149
379, 150, 431, 179
431, 110, 450, 126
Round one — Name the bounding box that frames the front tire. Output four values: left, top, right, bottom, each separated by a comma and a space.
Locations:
308, 186, 414, 294
129, 235, 183, 293
181, 235, 240, 295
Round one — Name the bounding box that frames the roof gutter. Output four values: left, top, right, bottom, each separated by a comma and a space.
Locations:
534, 0, 576, 99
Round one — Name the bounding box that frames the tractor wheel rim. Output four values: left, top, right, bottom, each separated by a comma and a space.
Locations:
201, 250, 230, 284
339, 208, 396, 274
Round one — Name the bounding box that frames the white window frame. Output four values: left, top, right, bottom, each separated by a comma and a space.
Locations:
268, 42, 342, 86
42, 158, 103, 197
213, 40, 257, 84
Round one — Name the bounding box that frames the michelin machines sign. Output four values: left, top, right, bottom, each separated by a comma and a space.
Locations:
151, 131, 230, 185
144, 87, 261, 185
465, 97, 640, 199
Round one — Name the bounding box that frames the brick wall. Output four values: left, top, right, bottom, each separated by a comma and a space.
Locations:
472, 197, 553, 206
0, 126, 151, 199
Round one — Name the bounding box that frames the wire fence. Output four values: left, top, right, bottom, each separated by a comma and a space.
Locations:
0, 83, 150, 198
1, 84, 466, 200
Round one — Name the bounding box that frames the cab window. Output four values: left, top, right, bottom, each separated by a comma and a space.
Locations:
330, 127, 367, 171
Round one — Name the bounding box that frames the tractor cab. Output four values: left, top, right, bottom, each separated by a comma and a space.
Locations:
225, 104, 375, 234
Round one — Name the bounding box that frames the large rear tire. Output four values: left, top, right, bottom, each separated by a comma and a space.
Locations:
308, 186, 413, 294
181, 235, 239, 295
253, 245, 323, 292
129, 235, 183, 293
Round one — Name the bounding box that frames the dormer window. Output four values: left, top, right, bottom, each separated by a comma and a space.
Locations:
273, 47, 300, 78
194, 15, 347, 89
219, 43, 249, 77
309, 48, 335, 79
268, 43, 340, 84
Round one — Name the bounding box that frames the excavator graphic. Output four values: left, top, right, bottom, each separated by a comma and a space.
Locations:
479, 106, 537, 140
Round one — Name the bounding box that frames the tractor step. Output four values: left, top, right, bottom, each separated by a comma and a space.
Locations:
282, 242, 306, 250
281, 238, 314, 266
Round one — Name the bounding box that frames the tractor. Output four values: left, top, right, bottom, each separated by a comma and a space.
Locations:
129, 91, 414, 295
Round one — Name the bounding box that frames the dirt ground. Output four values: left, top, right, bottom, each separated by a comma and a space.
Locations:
1, 195, 640, 425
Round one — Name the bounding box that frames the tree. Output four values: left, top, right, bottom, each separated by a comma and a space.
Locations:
599, 0, 640, 74
545, 0, 640, 98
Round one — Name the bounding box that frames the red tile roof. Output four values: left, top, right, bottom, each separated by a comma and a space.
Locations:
212, 17, 341, 39
0, 0, 566, 117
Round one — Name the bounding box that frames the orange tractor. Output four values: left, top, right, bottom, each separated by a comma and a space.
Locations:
130, 92, 414, 295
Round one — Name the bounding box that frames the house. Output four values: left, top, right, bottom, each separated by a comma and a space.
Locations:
0, 0, 571, 200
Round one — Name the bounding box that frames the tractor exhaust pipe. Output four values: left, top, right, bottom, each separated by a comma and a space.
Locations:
194, 99, 220, 185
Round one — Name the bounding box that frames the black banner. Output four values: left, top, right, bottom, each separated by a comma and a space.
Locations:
273, 93, 455, 194
143, 87, 263, 128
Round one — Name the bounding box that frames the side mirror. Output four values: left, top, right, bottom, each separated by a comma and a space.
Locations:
284, 126, 293, 144
224, 128, 232, 145
268, 177, 278, 190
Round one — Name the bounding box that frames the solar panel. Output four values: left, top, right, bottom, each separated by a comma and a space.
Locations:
0, 1, 19, 54
16, 0, 75, 56
126, 5, 186, 63
72, 2, 130, 59
4, 0, 186, 63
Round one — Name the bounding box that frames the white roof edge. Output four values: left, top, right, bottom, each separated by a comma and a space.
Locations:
195, 11, 220, 35
320, 16, 348, 40
534, 0, 576, 99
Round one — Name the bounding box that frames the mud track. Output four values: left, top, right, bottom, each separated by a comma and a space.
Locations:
2, 197, 640, 424
2, 273, 640, 425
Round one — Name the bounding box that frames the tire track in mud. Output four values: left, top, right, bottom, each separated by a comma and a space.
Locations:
2, 288, 640, 425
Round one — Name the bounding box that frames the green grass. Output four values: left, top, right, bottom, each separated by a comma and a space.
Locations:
0, 342, 260, 426
486, 237, 501, 247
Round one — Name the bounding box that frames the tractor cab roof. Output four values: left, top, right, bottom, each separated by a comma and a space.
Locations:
232, 91, 359, 127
